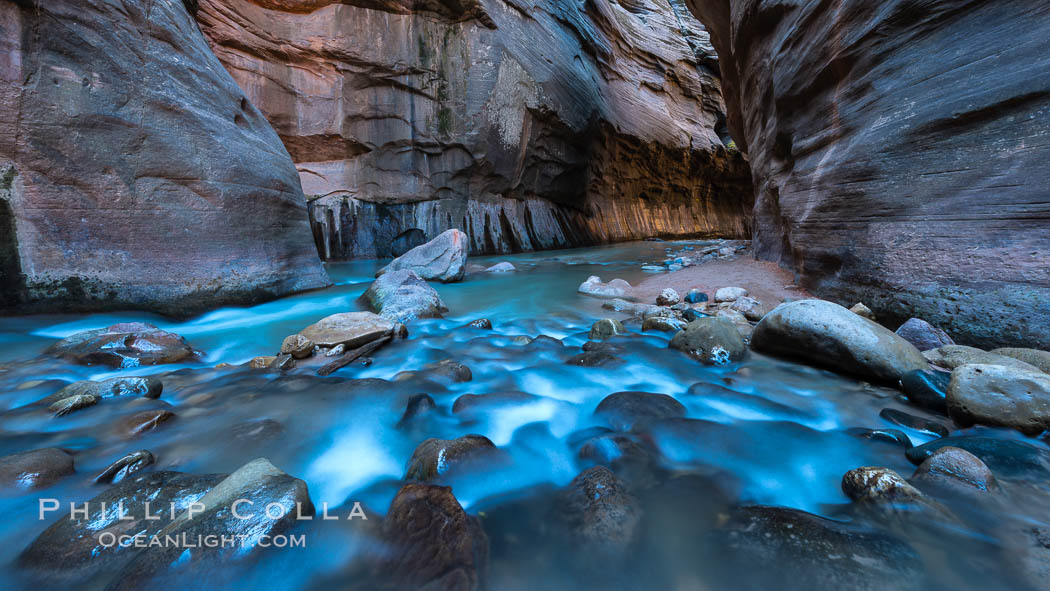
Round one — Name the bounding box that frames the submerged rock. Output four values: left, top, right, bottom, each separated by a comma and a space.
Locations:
589, 318, 626, 340
947, 364, 1050, 434
49, 393, 99, 417
397, 393, 437, 429
906, 437, 1050, 478
298, 312, 393, 349
641, 316, 685, 333
895, 318, 954, 352
751, 299, 928, 383
669, 317, 747, 365
594, 391, 686, 431
46, 323, 196, 368
911, 447, 997, 494
555, 466, 641, 556
709, 505, 922, 591
362, 269, 448, 322
0, 448, 74, 490
841, 466, 949, 521
419, 359, 473, 384
452, 392, 539, 416
900, 369, 951, 414
923, 345, 1043, 373
94, 450, 155, 484
879, 408, 949, 438
404, 435, 498, 482
376, 228, 468, 283
42, 376, 163, 404
116, 410, 176, 439
579, 276, 633, 299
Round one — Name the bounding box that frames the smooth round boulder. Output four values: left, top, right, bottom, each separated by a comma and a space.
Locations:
990, 347, 1050, 374
43, 376, 163, 404
46, 323, 195, 368
377, 228, 468, 283
911, 447, 997, 493
280, 334, 315, 359
589, 318, 626, 340
298, 312, 393, 349
669, 317, 747, 366
714, 286, 748, 302
751, 299, 928, 383
895, 318, 954, 351
655, 288, 680, 306
841, 466, 927, 505
594, 391, 686, 431
923, 345, 1042, 373
947, 364, 1050, 434
404, 435, 498, 481
0, 448, 74, 489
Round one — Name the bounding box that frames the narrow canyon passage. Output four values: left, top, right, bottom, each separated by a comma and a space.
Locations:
0, 1, 1049, 590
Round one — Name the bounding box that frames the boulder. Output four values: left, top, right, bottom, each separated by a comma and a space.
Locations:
280, 334, 315, 359
840, 466, 950, 522
589, 318, 626, 340
453, 392, 539, 416
362, 269, 448, 322
895, 318, 954, 352
911, 447, 997, 494
594, 391, 686, 431
485, 262, 516, 273
849, 302, 876, 321
656, 288, 680, 306
924, 345, 1043, 373
397, 393, 437, 429
990, 348, 1050, 374
46, 323, 195, 368
641, 316, 685, 333
418, 359, 473, 384
49, 394, 99, 417
0, 448, 74, 489
94, 450, 155, 485
376, 229, 468, 283
730, 296, 767, 321
670, 317, 747, 365
404, 435, 498, 482
878, 408, 949, 438
751, 300, 928, 383
374, 484, 488, 591
579, 276, 633, 299
714, 286, 748, 302
555, 466, 640, 555
116, 410, 176, 439
298, 312, 393, 349
947, 364, 1050, 434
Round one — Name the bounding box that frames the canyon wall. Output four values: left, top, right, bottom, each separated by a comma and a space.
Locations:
0, 0, 329, 316
198, 0, 753, 259
688, 0, 1050, 348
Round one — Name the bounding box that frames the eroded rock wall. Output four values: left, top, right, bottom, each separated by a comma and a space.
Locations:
0, 0, 329, 316
688, 0, 1050, 348
198, 0, 753, 259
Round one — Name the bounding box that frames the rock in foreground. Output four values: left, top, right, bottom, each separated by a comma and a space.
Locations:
751, 300, 928, 383
46, 323, 195, 368
947, 364, 1050, 434
376, 229, 468, 283
362, 270, 448, 322
669, 317, 747, 365
298, 312, 393, 349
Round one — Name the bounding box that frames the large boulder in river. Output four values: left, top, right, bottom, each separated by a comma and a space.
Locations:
376, 229, 468, 283
0, 448, 74, 490
46, 323, 195, 368
0, 0, 328, 316
751, 300, 928, 383
298, 312, 393, 349
669, 317, 747, 365
947, 364, 1050, 434
405, 435, 499, 482
362, 270, 448, 322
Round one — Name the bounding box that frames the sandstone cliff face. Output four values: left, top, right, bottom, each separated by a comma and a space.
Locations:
198, 0, 753, 259
0, 0, 329, 316
688, 0, 1050, 348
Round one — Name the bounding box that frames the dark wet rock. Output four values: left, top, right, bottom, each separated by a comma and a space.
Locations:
422, 359, 473, 384
42, 376, 163, 405
404, 435, 497, 482
271, 353, 296, 371
655, 288, 680, 306
555, 467, 641, 555
895, 318, 954, 352
249, 355, 277, 369
641, 316, 685, 333
879, 408, 949, 438
94, 450, 155, 485
579, 277, 633, 299
373, 483, 488, 591
362, 269, 448, 322
680, 307, 706, 323
280, 334, 315, 359
990, 348, 1050, 374
0, 448, 74, 490
911, 447, 997, 494
376, 229, 468, 283
453, 392, 538, 416
684, 289, 708, 304
49, 393, 100, 417
45, 323, 196, 368
390, 228, 427, 258
116, 410, 176, 439
846, 428, 913, 450
1011, 526, 1050, 590
594, 391, 686, 431
669, 317, 747, 365
567, 348, 625, 368
19, 470, 225, 578
900, 369, 951, 414
906, 437, 1050, 478
465, 318, 492, 329
230, 418, 285, 442
298, 312, 393, 349
709, 505, 923, 591
589, 318, 626, 340
752, 300, 928, 383
923, 345, 1042, 373
947, 364, 1050, 434
520, 334, 566, 351
485, 262, 516, 273
397, 394, 437, 429
730, 296, 767, 321
574, 432, 659, 486
841, 466, 951, 523
108, 459, 313, 590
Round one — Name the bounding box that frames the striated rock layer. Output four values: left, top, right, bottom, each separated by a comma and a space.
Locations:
198, 0, 753, 259
0, 0, 329, 316
687, 0, 1050, 348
